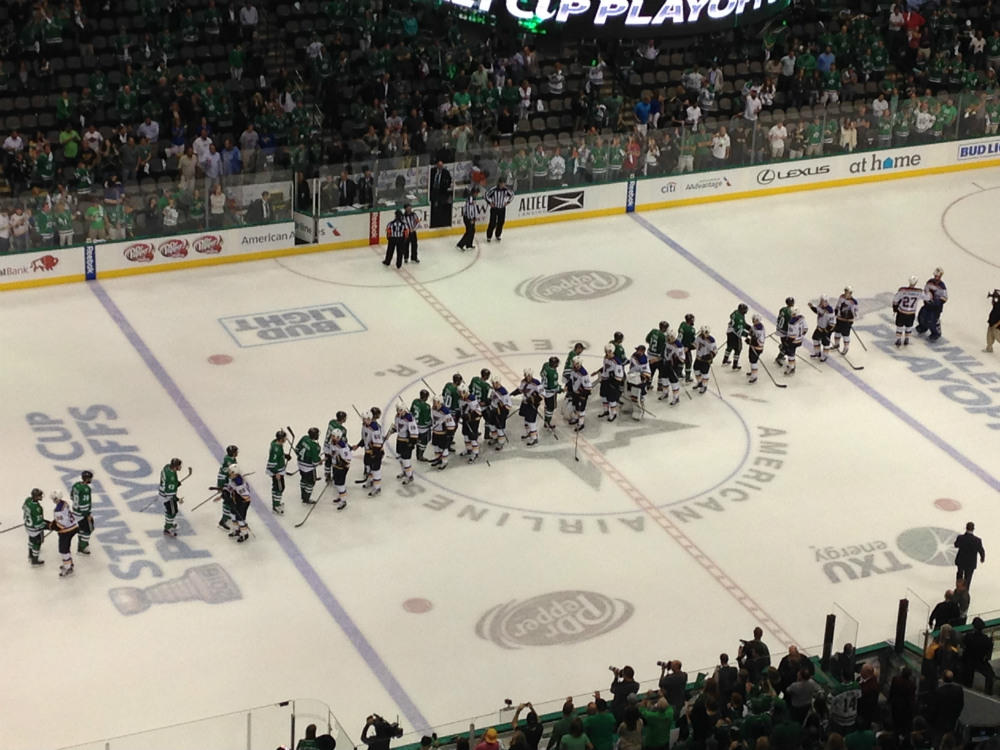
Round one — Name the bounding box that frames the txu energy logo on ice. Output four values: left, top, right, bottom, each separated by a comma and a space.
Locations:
811, 527, 958, 584
476, 590, 634, 649
516, 270, 632, 302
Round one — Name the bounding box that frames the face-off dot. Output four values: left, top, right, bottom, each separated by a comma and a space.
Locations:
403, 598, 433, 613
208, 354, 233, 365
934, 497, 962, 511
666, 289, 690, 299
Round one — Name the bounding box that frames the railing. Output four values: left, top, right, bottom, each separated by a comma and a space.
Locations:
55, 698, 352, 750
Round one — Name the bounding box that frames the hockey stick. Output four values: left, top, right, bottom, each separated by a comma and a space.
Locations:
574, 425, 580, 462
0, 523, 25, 534
759, 360, 788, 388
853, 329, 869, 352
190, 471, 257, 512
294, 482, 330, 528
139, 467, 193, 512
842, 354, 865, 371
284, 426, 299, 475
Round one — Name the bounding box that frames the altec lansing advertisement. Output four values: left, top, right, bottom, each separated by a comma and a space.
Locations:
440, 0, 789, 36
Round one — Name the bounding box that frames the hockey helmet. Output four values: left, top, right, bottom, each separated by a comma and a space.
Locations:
659, 320, 669, 331
361, 410, 373, 422
684, 313, 695, 323
818, 295, 827, 305
699, 325, 711, 336
31, 488, 43, 499
604, 343, 615, 355
336, 411, 347, 422
752, 313, 762, 324
228, 463, 241, 476
665, 330, 677, 342
308, 427, 320, 439
613, 331, 624, 342
844, 285, 853, 295
523, 368, 533, 380
419, 389, 429, 399
909, 275, 918, 287
458, 385, 469, 397
275, 429, 286, 440
491, 376, 502, 386
791, 307, 801, 317
81, 469, 94, 481
51, 490, 63, 501
396, 403, 407, 414
432, 396, 443, 406
635, 344, 646, 351
785, 296, 794, 306
572, 358, 584, 369
738, 303, 748, 313
452, 373, 463, 384
170, 457, 182, 468
331, 428, 344, 441
480, 368, 491, 379
225, 445, 239, 457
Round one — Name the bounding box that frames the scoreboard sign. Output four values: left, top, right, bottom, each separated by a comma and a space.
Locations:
440, 0, 789, 36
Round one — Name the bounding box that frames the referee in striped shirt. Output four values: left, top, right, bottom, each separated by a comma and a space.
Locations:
484, 177, 514, 242
402, 203, 420, 263
456, 187, 479, 251
383, 209, 409, 268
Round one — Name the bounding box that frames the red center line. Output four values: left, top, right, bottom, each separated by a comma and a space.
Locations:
390, 256, 797, 648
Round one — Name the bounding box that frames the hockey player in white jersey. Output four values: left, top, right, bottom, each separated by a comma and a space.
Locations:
489, 378, 512, 449
660, 332, 685, 405
627, 344, 652, 420
746, 315, 766, 384
226, 463, 252, 542
329, 429, 351, 509
597, 344, 625, 422
430, 397, 457, 469
568, 358, 592, 431
385, 404, 418, 484
892, 276, 925, 347
511, 369, 543, 446
460, 387, 484, 462
783, 309, 809, 375
693, 326, 718, 394
833, 286, 858, 354
808, 296, 836, 361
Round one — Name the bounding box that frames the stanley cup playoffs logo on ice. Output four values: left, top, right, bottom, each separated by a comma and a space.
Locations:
476, 590, 634, 648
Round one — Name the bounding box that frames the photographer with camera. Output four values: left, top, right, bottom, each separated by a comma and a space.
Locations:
985, 289, 1000, 354
608, 666, 640, 723
362, 714, 403, 750
737, 628, 771, 683
657, 660, 688, 717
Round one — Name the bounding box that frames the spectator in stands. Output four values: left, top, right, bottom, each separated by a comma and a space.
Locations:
638, 695, 673, 750
337, 169, 357, 207
208, 182, 227, 227
239, 0, 258, 43
548, 64, 566, 97
960, 617, 995, 693
10, 205, 30, 250
767, 120, 788, 160
586, 55, 607, 94
931, 671, 963, 740
546, 700, 576, 750
245, 191, 272, 223
239, 124, 260, 173
560, 718, 592, 750
616, 704, 643, 750
137, 116, 159, 144
738, 628, 771, 682
634, 95, 651, 138
583, 697, 616, 750
475, 727, 502, 750
512, 703, 543, 750
0, 207, 10, 254
202, 143, 223, 182
777, 647, 809, 693
429, 160, 452, 226
929, 590, 961, 629
658, 661, 688, 717
888, 667, 917, 734
743, 90, 762, 124
784, 669, 820, 723
222, 138, 242, 179
857, 664, 880, 728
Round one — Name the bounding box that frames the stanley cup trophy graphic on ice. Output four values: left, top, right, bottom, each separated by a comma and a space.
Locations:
109, 563, 242, 615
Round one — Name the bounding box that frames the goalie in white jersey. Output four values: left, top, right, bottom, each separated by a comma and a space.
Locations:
627, 344, 652, 420
892, 275, 925, 347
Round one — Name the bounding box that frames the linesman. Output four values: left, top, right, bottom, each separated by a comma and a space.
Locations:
383, 210, 409, 269
457, 187, 478, 251
402, 203, 421, 263
484, 178, 514, 242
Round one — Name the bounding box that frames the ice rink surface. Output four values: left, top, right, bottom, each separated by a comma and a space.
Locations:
3, 169, 1000, 750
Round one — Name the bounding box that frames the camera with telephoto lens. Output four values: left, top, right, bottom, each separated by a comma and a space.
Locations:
656, 660, 670, 668
369, 714, 404, 739
989, 290, 1000, 303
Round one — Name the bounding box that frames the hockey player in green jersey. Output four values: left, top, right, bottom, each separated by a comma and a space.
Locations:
70, 469, 94, 554
410, 390, 432, 462
295, 428, 322, 503
159, 457, 184, 537
645, 321, 669, 393
469, 368, 491, 406
442, 373, 463, 411
216, 445, 238, 530
540, 356, 562, 430
775, 297, 794, 365
323, 411, 348, 483
610, 331, 626, 362
722, 303, 748, 371
267, 430, 289, 514
563, 342, 585, 386
678, 314, 697, 382
23, 488, 48, 566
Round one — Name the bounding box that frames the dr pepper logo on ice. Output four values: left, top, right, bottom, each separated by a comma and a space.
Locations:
123, 242, 155, 263
158, 238, 189, 258
193, 234, 223, 254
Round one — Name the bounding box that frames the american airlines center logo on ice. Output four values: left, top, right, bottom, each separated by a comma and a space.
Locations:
476, 590, 634, 648
516, 270, 632, 302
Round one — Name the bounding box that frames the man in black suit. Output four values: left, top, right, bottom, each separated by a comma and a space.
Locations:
357, 166, 374, 208
245, 190, 271, 223
955, 521, 986, 589
428, 160, 452, 227
338, 170, 357, 207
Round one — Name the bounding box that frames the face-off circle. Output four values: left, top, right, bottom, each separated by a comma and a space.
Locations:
383, 354, 752, 517
208, 354, 233, 365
